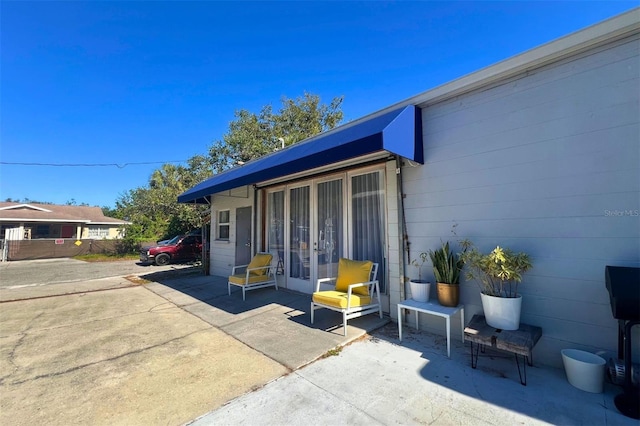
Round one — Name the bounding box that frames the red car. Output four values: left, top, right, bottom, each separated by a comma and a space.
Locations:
140, 234, 203, 266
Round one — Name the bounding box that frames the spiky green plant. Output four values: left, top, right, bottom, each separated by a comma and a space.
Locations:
429, 241, 464, 284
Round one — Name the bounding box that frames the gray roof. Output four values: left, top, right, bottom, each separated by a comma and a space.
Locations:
0, 202, 131, 225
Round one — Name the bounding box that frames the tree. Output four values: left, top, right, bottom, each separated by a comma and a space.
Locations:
114, 92, 344, 243
209, 92, 343, 171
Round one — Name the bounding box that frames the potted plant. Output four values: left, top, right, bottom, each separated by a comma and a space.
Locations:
429, 241, 464, 307
460, 240, 532, 330
409, 252, 431, 302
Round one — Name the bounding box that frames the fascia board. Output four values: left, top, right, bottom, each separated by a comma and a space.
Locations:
0, 218, 88, 223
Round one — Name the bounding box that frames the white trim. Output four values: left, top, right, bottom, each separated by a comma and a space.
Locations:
0, 203, 52, 212
86, 221, 131, 225
0, 218, 87, 223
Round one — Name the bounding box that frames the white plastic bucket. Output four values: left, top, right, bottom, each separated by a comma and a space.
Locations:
561, 349, 606, 393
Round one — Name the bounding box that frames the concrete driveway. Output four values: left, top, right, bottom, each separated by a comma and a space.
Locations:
0, 259, 385, 425
0, 258, 195, 292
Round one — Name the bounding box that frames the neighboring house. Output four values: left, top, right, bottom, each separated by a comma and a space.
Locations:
178, 10, 639, 367
0, 202, 131, 240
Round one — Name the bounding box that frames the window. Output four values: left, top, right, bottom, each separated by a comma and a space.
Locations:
88, 226, 110, 239
35, 225, 50, 238
217, 210, 230, 240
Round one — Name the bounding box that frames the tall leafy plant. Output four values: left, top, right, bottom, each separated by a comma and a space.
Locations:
459, 240, 532, 297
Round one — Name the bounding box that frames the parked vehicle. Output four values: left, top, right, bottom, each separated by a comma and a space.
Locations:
140, 234, 203, 266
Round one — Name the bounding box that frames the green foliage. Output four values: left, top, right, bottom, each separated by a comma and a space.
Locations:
114, 235, 146, 255
459, 240, 533, 298
66, 198, 90, 206
410, 252, 429, 282
101, 205, 118, 218
4, 197, 55, 204
428, 241, 464, 285
208, 93, 343, 168
112, 92, 343, 242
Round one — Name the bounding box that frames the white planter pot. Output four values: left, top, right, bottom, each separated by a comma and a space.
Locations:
480, 293, 522, 330
409, 280, 431, 303
561, 349, 606, 393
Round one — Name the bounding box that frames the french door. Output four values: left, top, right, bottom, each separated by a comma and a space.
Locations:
314, 178, 344, 284
264, 168, 386, 300
287, 185, 311, 293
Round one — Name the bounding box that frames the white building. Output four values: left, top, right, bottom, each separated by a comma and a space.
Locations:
179, 9, 640, 367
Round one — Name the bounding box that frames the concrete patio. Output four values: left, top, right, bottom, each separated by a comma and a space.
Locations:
191, 317, 637, 426
147, 273, 636, 426
1, 264, 636, 425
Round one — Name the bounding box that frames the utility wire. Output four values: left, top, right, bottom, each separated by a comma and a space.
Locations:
0, 160, 189, 169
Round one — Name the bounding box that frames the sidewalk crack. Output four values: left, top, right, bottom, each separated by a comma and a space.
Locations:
3, 327, 212, 386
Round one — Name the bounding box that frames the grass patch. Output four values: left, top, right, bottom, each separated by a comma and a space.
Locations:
124, 275, 151, 285
73, 253, 140, 262
322, 346, 343, 358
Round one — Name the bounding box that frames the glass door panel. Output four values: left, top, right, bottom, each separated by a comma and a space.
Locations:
315, 179, 343, 282
351, 171, 386, 292
288, 185, 311, 292
266, 191, 285, 276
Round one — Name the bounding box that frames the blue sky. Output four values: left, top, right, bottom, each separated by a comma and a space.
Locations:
1, 1, 636, 209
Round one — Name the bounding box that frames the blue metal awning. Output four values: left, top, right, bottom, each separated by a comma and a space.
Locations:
178, 105, 422, 204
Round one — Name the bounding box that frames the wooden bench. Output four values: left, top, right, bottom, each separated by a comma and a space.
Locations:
464, 314, 542, 385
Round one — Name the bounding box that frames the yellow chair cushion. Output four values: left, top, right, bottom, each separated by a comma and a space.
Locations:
312, 291, 372, 309
335, 258, 373, 296
228, 274, 271, 285
247, 253, 273, 276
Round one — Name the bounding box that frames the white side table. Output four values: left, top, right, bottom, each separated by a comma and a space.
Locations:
397, 299, 465, 358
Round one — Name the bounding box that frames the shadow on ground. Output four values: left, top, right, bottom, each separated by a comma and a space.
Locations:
138, 273, 389, 371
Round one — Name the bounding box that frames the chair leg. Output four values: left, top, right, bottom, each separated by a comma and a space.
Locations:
343, 312, 348, 336
310, 302, 315, 324
228, 283, 231, 296
242, 287, 246, 301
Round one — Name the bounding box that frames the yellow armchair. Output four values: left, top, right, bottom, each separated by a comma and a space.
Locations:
228, 253, 277, 300
310, 258, 381, 336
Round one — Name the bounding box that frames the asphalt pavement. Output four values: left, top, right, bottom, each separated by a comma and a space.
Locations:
0, 258, 197, 290
0, 259, 384, 425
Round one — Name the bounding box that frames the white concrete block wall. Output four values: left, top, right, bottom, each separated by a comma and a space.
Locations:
209, 186, 254, 277
401, 35, 640, 367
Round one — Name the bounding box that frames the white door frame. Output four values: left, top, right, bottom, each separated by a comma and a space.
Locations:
262, 164, 389, 311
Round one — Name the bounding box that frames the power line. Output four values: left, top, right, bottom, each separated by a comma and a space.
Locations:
0, 160, 189, 169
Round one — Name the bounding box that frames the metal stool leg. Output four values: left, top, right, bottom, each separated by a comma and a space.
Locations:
515, 354, 528, 386
470, 342, 480, 369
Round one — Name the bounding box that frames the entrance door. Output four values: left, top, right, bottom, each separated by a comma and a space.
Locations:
235, 206, 252, 265
282, 178, 345, 293
287, 185, 311, 293
314, 178, 344, 283
61, 225, 74, 238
